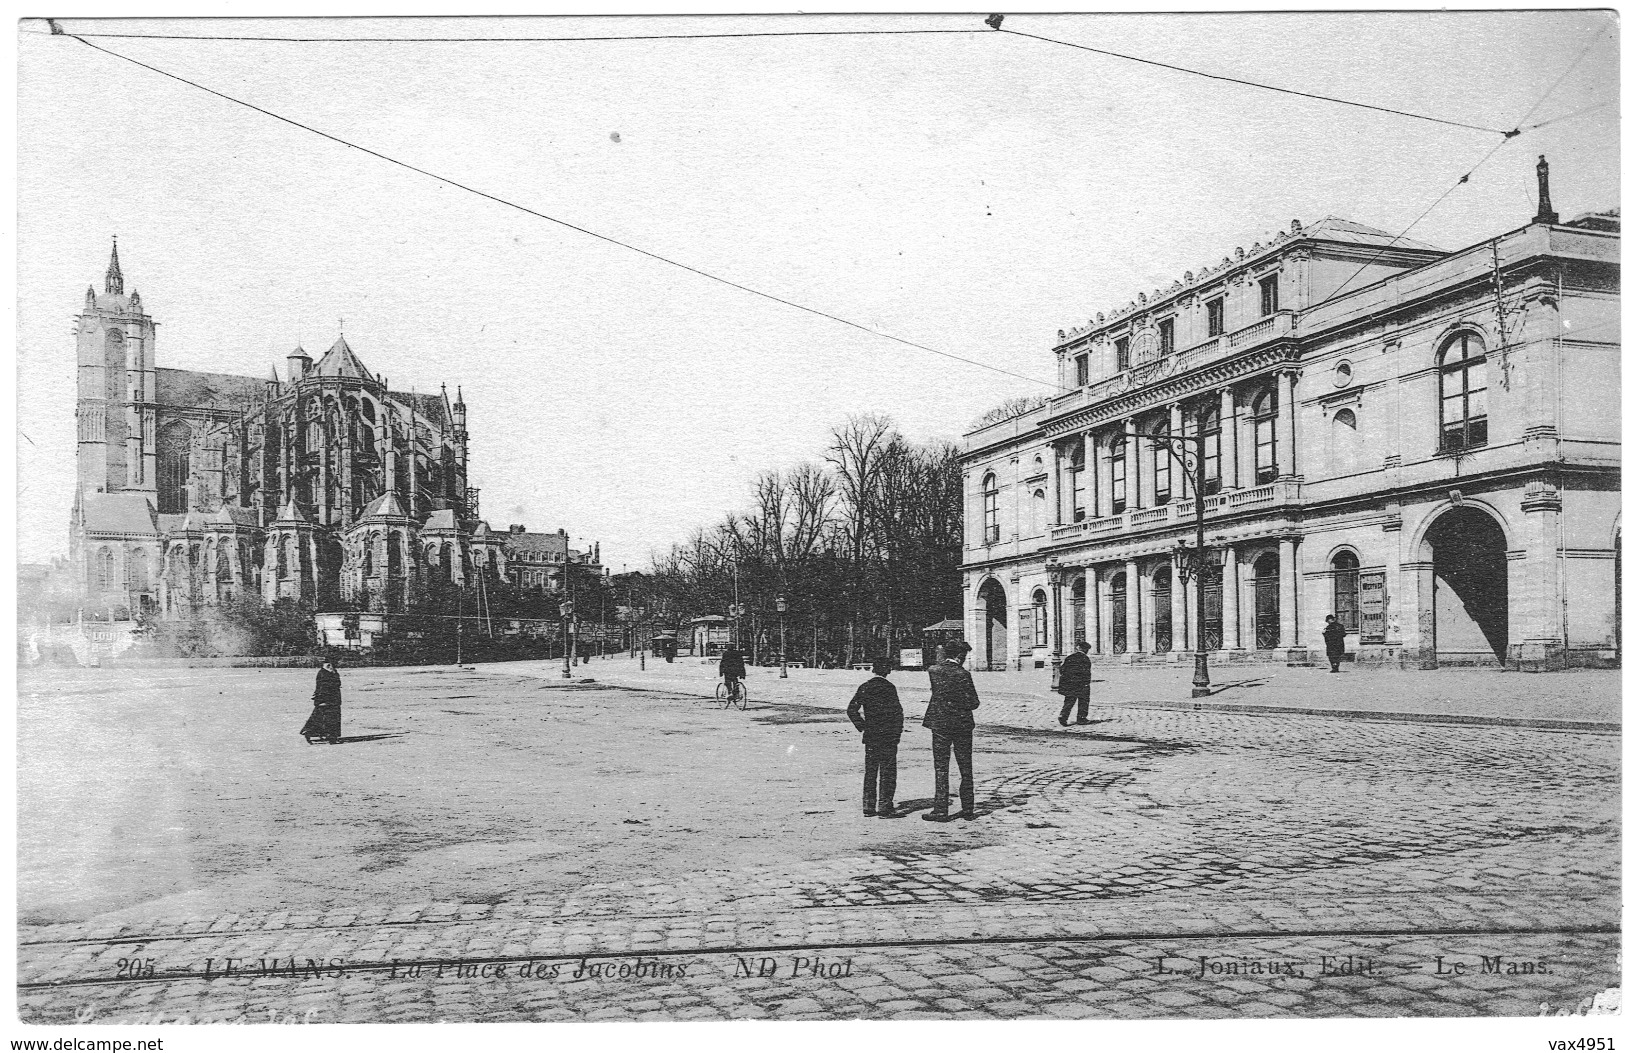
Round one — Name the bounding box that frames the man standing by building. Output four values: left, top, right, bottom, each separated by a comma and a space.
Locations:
1056, 641, 1093, 726
1323, 614, 1348, 673
922, 641, 980, 822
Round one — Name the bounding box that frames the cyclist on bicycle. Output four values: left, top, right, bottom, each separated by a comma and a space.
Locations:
719, 644, 747, 700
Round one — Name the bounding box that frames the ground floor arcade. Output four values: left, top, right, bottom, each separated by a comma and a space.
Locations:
963, 483, 1619, 674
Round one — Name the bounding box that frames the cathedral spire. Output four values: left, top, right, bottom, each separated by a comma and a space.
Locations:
104, 238, 124, 296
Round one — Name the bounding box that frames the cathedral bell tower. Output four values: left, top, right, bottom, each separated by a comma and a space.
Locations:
76, 239, 158, 497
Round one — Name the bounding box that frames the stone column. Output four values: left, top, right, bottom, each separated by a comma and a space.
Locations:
1220, 387, 1238, 490
1125, 418, 1142, 511
1239, 555, 1257, 650
1277, 370, 1299, 479
1398, 559, 1438, 669
1078, 431, 1097, 520
1170, 560, 1189, 651
1125, 558, 1142, 654
1083, 565, 1100, 654
1048, 442, 1065, 529
1238, 402, 1257, 488
1222, 545, 1240, 650
1169, 402, 1187, 500
1517, 479, 1565, 669
1280, 535, 1302, 650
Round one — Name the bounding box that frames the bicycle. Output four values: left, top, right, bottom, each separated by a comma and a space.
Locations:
715, 677, 748, 710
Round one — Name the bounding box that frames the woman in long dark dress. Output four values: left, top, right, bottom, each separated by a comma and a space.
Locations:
300, 658, 343, 744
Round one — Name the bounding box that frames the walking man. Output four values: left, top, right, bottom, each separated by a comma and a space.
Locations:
1323, 614, 1348, 673
846, 657, 904, 817
299, 657, 343, 745
1056, 641, 1093, 726
922, 640, 980, 822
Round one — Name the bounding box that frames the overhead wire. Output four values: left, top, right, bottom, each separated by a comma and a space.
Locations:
1320, 23, 1614, 306
1000, 26, 1513, 136
64, 33, 1055, 389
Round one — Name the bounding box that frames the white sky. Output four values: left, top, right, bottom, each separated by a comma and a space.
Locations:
16, 11, 1620, 567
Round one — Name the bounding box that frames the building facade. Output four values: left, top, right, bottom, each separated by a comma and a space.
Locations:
961, 164, 1619, 674
65, 243, 601, 620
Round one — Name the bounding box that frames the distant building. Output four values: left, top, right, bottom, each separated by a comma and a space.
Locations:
62, 243, 602, 622
961, 161, 1618, 673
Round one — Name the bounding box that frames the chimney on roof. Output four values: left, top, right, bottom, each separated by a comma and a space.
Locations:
1533, 155, 1560, 226
509, 524, 524, 534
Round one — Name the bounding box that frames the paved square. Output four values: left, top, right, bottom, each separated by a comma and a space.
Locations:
17, 662, 1621, 1022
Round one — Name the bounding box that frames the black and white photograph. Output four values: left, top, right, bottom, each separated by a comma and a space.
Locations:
11, 7, 1623, 1045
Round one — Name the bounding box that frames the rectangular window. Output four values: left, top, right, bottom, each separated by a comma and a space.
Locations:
1154, 444, 1171, 506
1255, 416, 1278, 485
1441, 362, 1488, 452
1158, 317, 1175, 357
983, 488, 1000, 544
1115, 337, 1130, 371
1111, 453, 1127, 514
1072, 467, 1087, 522
1075, 353, 1089, 388
1206, 298, 1226, 338
1201, 430, 1221, 495
1259, 274, 1279, 316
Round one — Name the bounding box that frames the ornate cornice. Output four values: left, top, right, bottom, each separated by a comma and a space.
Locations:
1042, 343, 1301, 436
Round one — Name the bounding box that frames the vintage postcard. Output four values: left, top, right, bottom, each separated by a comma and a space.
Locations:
12, 9, 1622, 1047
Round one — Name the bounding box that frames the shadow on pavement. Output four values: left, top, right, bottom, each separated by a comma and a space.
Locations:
1205, 677, 1274, 695
330, 733, 409, 745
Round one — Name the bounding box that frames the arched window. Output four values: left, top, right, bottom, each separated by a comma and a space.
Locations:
1254, 388, 1279, 485
982, 474, 1000, 544
1032, 588, 1049, 648
1109, 435, 1127, 514
389, 533, 404, 576
1198, 406, 1221, 494
1439, 332, 1488, 452
361, 539, 374, 579
1031, 488, 1046, 535
129, 549, 148, 591
104, 330, 125, 399
1151, 421, 1172, 506
95, 548, 115, 590
157, 420, 192, 514
1070, 447, 1089, 522
279, 536, 293, 579
216, 542, 232, 582
1332, 551, 1360, 631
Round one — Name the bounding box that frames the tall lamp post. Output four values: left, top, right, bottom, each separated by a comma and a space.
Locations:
776, 595, 788, 679
560, 598, 574, 679
728, 602, 745, 652
1149, 431, 1212, 699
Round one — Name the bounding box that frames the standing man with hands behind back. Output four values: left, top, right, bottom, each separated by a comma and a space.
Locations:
846, 657, 904, 818
922, 640, 980, 822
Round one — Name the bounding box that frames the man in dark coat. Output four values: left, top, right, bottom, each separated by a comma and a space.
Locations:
719, 644, 747, 695
1323, 615, 1348, 673
922, 641, 980, 822
846, 657, 905, 817
300, 658, 343, 744
1056, 642, 1093, 726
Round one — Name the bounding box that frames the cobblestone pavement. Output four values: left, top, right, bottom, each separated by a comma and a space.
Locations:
17, 665, 1621, 1022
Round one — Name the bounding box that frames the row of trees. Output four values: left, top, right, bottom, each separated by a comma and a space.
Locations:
635, 414, 962, 665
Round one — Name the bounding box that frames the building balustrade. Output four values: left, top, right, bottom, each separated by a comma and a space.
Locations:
1050, 481, 1299, 545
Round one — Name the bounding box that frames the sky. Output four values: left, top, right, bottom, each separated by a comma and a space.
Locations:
15, 11, 1620, 569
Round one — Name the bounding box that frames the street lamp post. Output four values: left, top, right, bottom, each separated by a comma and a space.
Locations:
1149, 432, 1212, 699
560, 598, 574, 679
776, 595, 788, 679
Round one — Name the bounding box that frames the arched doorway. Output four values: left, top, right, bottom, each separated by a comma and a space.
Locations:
1253, 552, 1280, 650
977, 579, 1008, 669
1152, 568, 1173, 653
1425, 507, 1509, 663
1109, 573, 1128, 654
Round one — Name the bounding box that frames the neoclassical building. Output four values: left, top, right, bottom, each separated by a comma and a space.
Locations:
66, 243, 600, 620
961, 162, 1619, 673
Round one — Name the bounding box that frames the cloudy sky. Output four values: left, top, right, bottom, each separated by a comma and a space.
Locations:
16, 11, 1619, 567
